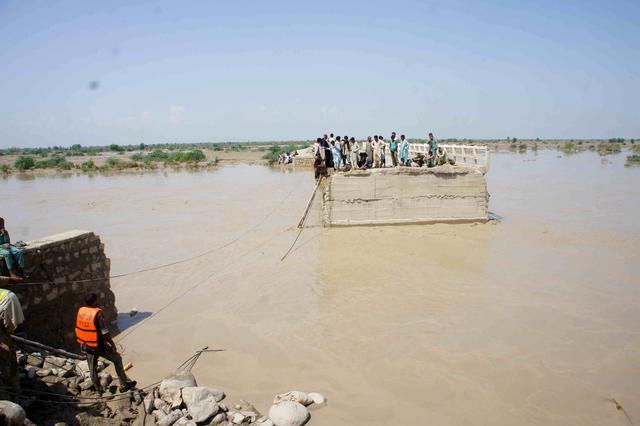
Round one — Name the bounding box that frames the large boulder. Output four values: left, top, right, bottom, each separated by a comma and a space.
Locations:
273, 391, 312, 406
159, 371, 197, 408
180, 387, 220, 423
0, 400, 26, 426
268, 401, 309, 426
307, 393, 326, 406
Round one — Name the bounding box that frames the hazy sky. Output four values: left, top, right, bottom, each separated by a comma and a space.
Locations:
0, 0, 638, 148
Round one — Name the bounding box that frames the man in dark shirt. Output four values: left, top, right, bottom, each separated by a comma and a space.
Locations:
77, 293, 136, 394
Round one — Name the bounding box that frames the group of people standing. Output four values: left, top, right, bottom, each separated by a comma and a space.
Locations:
313, 132, 449, 171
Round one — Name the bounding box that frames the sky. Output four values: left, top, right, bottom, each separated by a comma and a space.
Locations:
0, 0, 638, 148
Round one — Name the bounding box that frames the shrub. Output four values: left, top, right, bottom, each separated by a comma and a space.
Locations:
104, 157, 139, 170
130, 153, 144, 161
80, 160, 96, 172
263, 145, 283, 164
14, 156, 35, 171
109, 144, 123, 152
34, 155, 67, 169
59, 161, 74, 170
562, 142, 576, 154
0, 164, 9, 173
625, 154, 640, 166
145, 149, 170, 162
597, 143, 622, 155
105, 157, 121, 167
168, 149, 205, 163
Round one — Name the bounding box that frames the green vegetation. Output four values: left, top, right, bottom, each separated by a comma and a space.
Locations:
1, 164, 9, 174
597, 143, 622, 156
608, 138, 625, 144
80, 160, 97, 172
562, 142, 576, 154
626, 154, 640, 166
34, 155, 70, 169
168, 149, 205, 162
518, 143, 527, 152
263, 145, 283, 164
14, 156, 35, 171
105, 157, 139, 170
129, 149, 204, 164
632, 145, 640, 154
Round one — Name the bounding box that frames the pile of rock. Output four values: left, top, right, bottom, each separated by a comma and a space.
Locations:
0, 348, 327, 426
142, 370, 326, 426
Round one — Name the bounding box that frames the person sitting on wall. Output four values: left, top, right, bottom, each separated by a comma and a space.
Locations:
426, 150, 437, 168
435, 146, 454, 166
0, 217, 25, 282
412, 153, 425, 167
76, 293, 136, 394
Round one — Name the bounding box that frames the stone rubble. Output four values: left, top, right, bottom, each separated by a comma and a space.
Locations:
0, 348, 327, 425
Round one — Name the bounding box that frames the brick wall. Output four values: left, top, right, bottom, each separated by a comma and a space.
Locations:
2, 230, 117, 350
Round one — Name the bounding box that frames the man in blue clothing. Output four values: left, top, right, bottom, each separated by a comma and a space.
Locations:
0, 218, 24, 281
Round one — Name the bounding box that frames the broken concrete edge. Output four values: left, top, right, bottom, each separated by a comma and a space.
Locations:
22, 230, 95, 252
322, 166, 489, 226
326, 217, 490, 227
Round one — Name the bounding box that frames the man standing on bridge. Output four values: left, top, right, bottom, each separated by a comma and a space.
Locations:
428, 132, 439, 159
75, 293, 136, 394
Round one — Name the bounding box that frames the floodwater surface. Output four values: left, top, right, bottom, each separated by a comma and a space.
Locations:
2, 150, 640, 425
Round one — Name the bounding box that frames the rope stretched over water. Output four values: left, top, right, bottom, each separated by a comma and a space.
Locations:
281, 177, 322, 261
12, 185, 297, 287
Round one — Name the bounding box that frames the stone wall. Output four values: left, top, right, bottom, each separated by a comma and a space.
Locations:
293, 156, 315, 167
323, 166, 489, 226
1, 230, 117, 350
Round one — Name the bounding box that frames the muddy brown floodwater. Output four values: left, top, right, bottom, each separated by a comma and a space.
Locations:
2, 150, 640, 425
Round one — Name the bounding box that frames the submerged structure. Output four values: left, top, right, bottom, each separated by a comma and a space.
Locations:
322, 144, 490, 226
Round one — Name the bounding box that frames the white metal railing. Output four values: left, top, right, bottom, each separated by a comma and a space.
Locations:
408, 143, 490, 172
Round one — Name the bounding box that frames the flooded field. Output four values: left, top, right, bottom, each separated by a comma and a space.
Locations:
2, 150, 640, 425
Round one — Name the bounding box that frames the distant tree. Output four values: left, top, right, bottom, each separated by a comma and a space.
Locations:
139, 143, 146, 150
109, 144, 123, 152
71, 144, 82, 150
512, 137, 517, 143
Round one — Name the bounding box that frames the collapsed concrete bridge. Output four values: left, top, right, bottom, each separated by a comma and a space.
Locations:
321, 144, 490, 226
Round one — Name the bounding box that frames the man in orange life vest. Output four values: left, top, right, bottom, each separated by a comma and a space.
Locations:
75, 293, 136, 394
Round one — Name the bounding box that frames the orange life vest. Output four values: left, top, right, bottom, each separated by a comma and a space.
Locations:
75, 307, 102, 348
